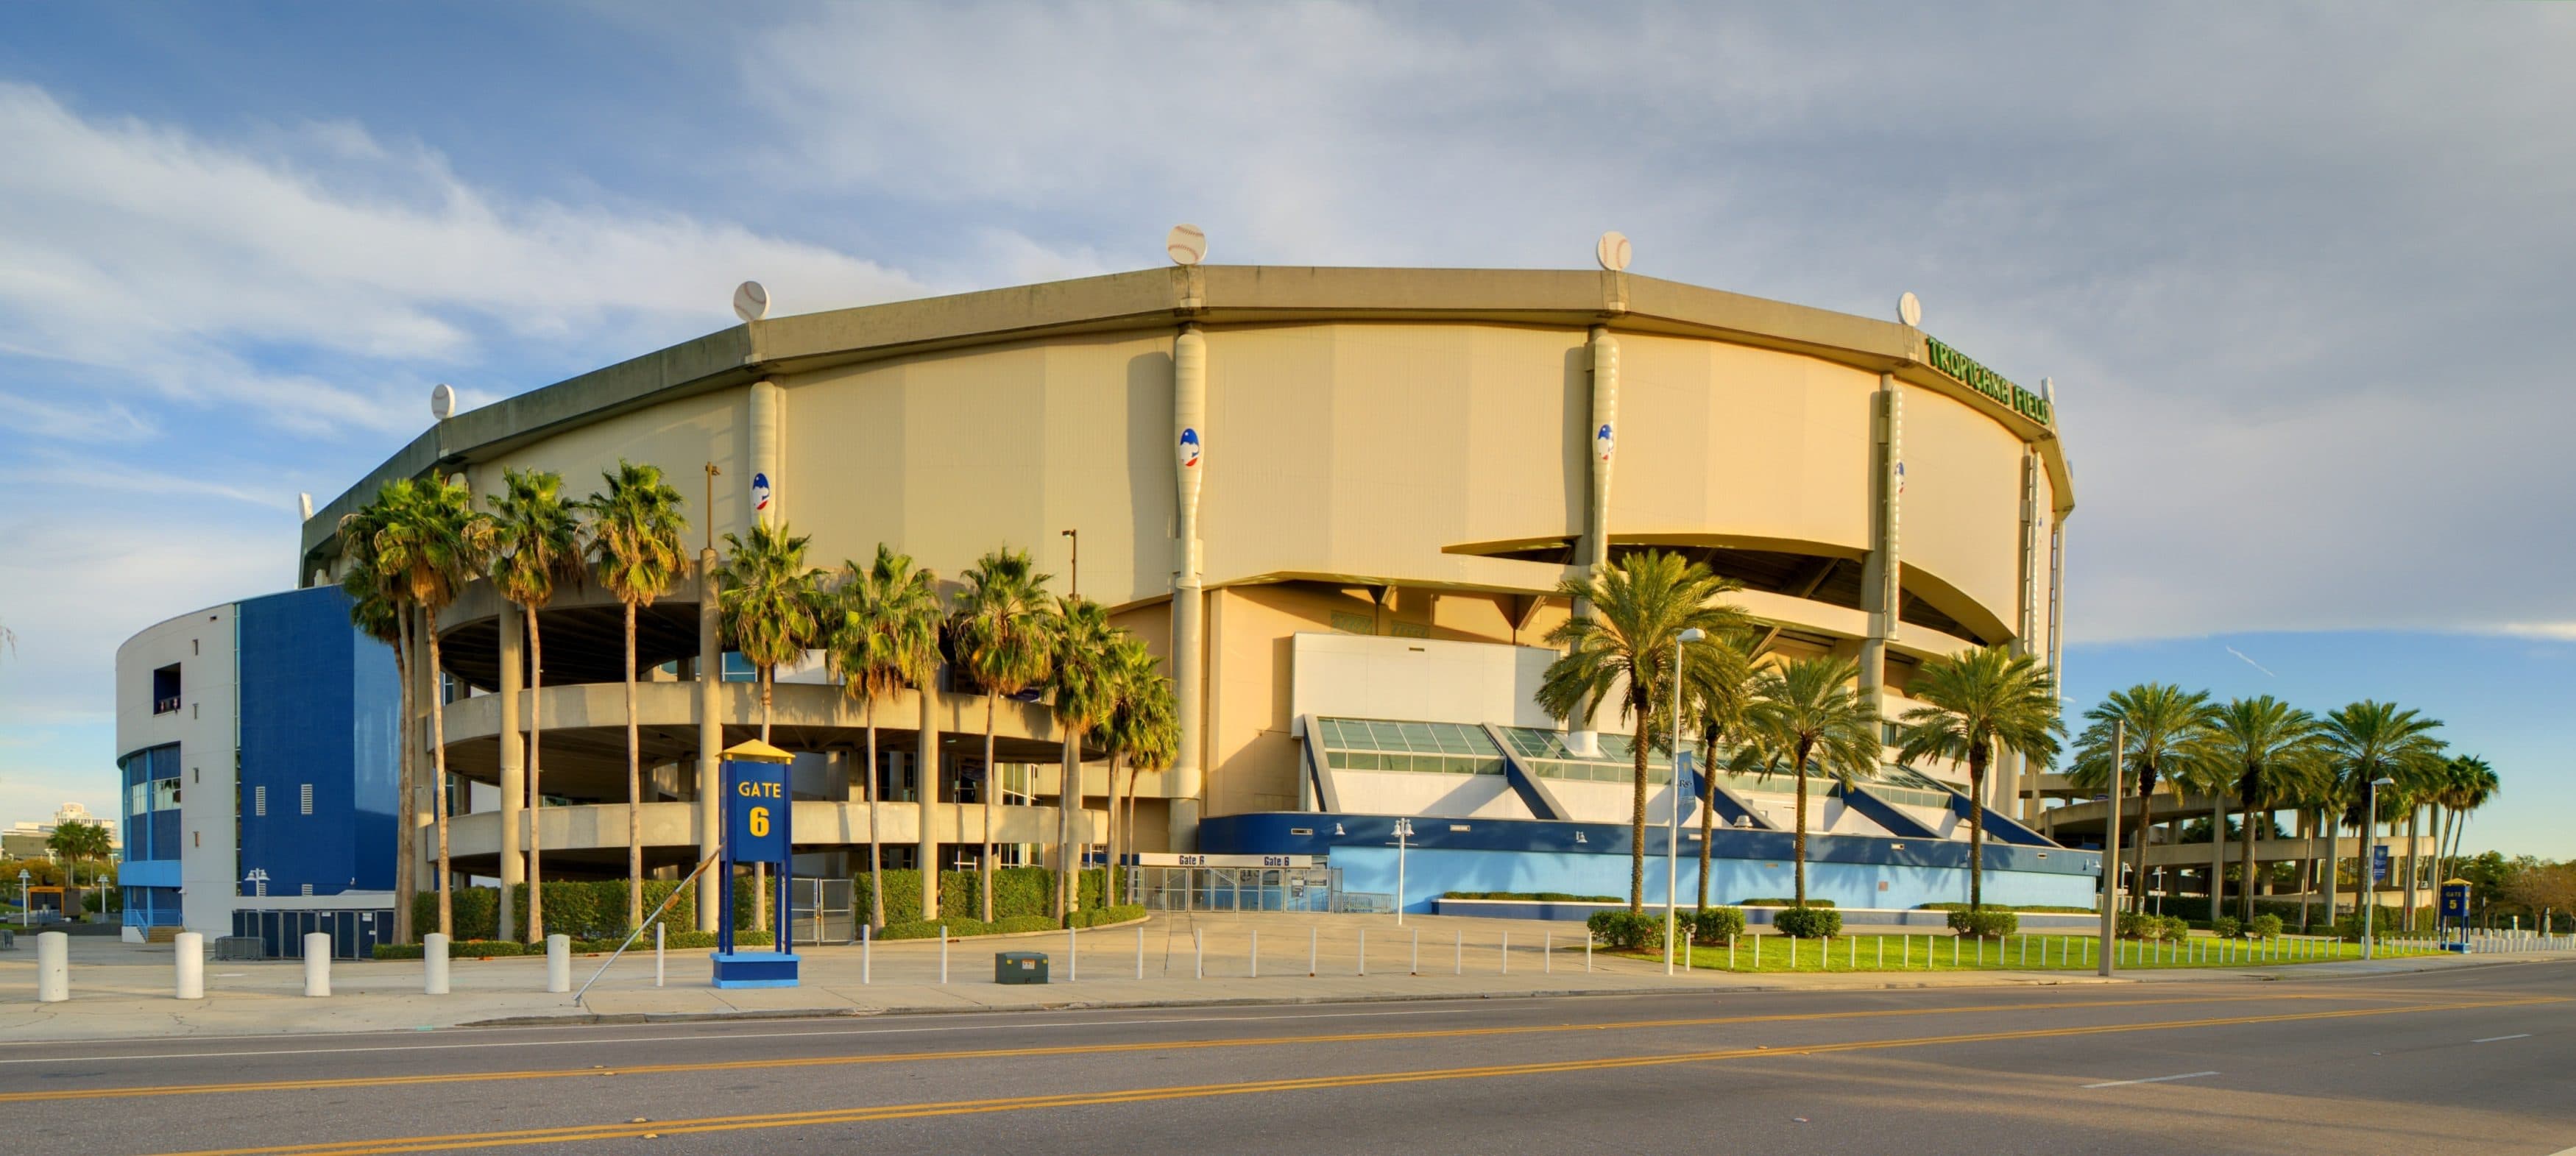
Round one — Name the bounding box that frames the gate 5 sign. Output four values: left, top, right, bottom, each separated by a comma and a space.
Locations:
726, 760, 790, 865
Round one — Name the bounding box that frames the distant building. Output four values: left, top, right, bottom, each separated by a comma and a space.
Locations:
113, 586, 399, 951
3, 802, 121, 861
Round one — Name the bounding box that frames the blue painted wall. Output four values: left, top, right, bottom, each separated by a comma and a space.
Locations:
237, 586, 398, 897
1201, 811, 2100, 915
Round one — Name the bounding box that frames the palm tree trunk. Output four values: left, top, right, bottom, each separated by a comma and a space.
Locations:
981, 693, 997, 923
2126, 772, 2154, 915
1791, 737, 1814, 909
754, 666, 771, 936
1055, 734, 1075, 921
1628, 712, 1650, 914
2403, 806, 2421, 930
428, 605, 453, 938
392, 613, 416, 944
1105, 752, 1124, 914
2237, 782, 2258, 925
624, 601, 643, 931
2299, 809, 2316, 932
863, 701, 884, 932
526, 604, 545, 943
1967, 743, 1988, 911
2320, 809, 2340, 924
1696, 737, 1715, 913
1121, 762, 1143, 907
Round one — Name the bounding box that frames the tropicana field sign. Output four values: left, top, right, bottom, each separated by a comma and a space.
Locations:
1925, 337, 2053, 426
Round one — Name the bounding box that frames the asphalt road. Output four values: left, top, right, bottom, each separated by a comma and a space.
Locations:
1, 961, 2569, 1155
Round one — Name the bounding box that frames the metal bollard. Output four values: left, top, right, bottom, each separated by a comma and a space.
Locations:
1455, 931, 1462, 976
655, 923, 665, 988
1545, 932, 1552, 974
1136, 926, 1144, 979
1588, 932, 1596, 973
302, 932, 332, 997
940, 926, 949, 984
1356, 929, 1366, 976
863, 924, 872, 985
1070, 926, 1080, 982
1790, 936, 1799, 971
1500, 931, 1508, 976
174, 931, 204, 1000
1250, 929, 1258, 979
1877, 937, 1884, 970
1728, 934, 1736, 971
1412, 929, 1420, 976
37, 932, 67, 1002
1195, 928, 1203, 979
424, 933, 450, 995
545, 934, 571, 993
1309, 926, 1317, 976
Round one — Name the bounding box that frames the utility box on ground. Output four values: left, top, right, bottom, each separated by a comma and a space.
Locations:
995, 951, 1050, 985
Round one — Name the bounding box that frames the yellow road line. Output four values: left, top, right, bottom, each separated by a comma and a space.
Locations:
0, 992, 2413, 1106
155, 996, 2561, 1156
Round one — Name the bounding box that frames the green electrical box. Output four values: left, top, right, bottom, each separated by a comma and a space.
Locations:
995, 951, 1050, 985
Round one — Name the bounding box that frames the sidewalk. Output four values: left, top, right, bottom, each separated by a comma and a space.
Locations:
0, 912, 2559, 1045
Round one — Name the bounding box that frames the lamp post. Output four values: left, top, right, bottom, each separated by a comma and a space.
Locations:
244, 868, 269, 899
1390, 818, 1413, 926
2363, 776, 2393, 960
1666, 627, 1705, 976
2097, 719, 2124, 977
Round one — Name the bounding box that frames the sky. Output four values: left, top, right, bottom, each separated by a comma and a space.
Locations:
0, 3, 2567, 856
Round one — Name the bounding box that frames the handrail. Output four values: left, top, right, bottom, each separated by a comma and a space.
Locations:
571, 851, 721, 1004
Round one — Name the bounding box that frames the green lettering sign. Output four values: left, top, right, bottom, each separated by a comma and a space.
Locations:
1923, 337, 2051, 426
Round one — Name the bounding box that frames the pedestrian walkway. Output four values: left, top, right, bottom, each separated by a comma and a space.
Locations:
0, 912, 2561, 1045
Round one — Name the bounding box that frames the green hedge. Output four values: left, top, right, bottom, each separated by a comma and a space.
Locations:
1738, 898, 1835, 908
2248, 914, 2284, 938
1772, 906, 1841, 938
414, 878, 769, 944
1947, 907, 2019, 939
1586, 910, 1666, 951
1918, 903, 2095, 914
2117, 912, 2191, 941
1442, 891, 1624, 904
375, 929, 770, 960
856, 867, 1107, 928
1688, 907, 1747, 945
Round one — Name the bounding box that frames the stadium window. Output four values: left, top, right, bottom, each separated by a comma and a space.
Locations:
254, 785, 266, 817
300, 784, 314, 815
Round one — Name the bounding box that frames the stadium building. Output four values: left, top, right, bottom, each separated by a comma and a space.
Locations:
269, 260, 2094, 928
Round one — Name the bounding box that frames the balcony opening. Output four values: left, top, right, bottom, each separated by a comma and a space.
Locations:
152, 664, 182, 715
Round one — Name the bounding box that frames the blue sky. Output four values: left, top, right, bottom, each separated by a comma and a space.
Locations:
1, 4, 2568, 856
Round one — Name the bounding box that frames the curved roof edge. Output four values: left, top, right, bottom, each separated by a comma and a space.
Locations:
301, 264, 2075, 572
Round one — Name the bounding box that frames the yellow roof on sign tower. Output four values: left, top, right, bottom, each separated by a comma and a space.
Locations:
721, 739, 794, 764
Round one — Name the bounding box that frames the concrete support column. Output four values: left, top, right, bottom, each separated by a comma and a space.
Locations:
1584, 326, 1619, 581
749, 379, 782, 528
2000, 449, 2042, 817
918, 684, 941, 918
495, 606, 526, 942
2039, 513, 2064, 823
695, 547, 722, 934
1168, 323, 1208, 852
1858, 375, 1903, 714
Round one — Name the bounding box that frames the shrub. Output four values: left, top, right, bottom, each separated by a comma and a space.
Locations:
1688, 907, 1747, 945
1917, 903, 2095, 914
1738, 898, 1833, 908
1069, 904, 1147, 929
2211, 916, 2243, 940
2248, 914, 2283, 939
1585, 909, 1666, 951
2116, 911, 2188, 940
1947, 907, 2019, 939
859, 867, 1108, 927
1442, 891, 1624, 904
1772, 906, 1841, 938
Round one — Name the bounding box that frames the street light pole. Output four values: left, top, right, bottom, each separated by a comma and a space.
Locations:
1666, 628, 1704, 976
2363, 776, 2393, 960
2098, 719, 2124, 977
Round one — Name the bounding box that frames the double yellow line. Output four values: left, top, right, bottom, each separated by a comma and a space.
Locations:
155, 996, 2556, 1156
1, 992, 2344, 1107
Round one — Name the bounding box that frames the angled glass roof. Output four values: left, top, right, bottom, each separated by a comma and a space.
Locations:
1312, 717, 1503, 776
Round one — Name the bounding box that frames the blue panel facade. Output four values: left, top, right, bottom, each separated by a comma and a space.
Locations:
237, 586, 398, 898
120, 743, 183, 927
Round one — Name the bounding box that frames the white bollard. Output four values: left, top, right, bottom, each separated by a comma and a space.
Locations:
1454, 931, 1462, 976
1136, 926, 1144, 979
654, 924, 665, 988
1194, 928, 1203, 979
1250, 929, 1258, 979
863, 924, 872, 984
36, 932, 68, 1002
1309, 926, 1318, 976
939, 927, 949, 984
545, 934, 570, 993
1069, 925, 1079, 982
174, 932, 204, 1000
1412, 929, 1420, 976
303, 932, 332, 997
1500, 931, 1508, 975
1357, 929, 1366, 976
424, 933, 450, 995
1545, 932, 1552, 974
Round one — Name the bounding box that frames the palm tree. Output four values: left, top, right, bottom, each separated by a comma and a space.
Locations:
338, 486, 417, 942
951, 548, 1056, 921
583, 460, 689, 931
1047, 595, 1118, 921
826, 545, 941, 932
2321, 701, 2445, 924
1104, 639, 1178, 907
1893, 646, 2064, 912
2068, 684, 2218, 914
485, 468, 585, 942
2438, 755, 2498, 887
371, 474, 492, 937
1535, 550, 1751, 912
1745, 656, 1883, 912
2290, 767, 2343, 932
2197, 696, 2329, 923
1687, 630, 1763, 912
717, 522, 824, 742
47, 819, 113, 922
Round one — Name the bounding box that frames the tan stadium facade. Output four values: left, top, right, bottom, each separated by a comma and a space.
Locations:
299, 263, 2084, 926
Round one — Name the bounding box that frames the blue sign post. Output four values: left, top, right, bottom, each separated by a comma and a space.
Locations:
2440, 879, 2472, 951
712, 741, 799, 988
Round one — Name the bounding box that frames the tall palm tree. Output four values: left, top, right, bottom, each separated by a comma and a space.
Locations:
2197, 696, 2330, 923
583, 460, 688, 930
1104, 639, 1178, 907
372, 474, 492, 937
951, 548, 1056, 921
338, 486, 417, 942
2438, 755, 2498, 886
1745, 656, 1883, 912
2321, 701, 2445, 924
826, 545, 941, 932
1690, 630, 1764, 912
1047, 596, 1118, 921
717, 522, 824, 742
47, 819, 113, 923
485, 468, 585, 942
1536, 550, 1751, 912
2068, 684, 2218, 914
1893, 646, 2064, 912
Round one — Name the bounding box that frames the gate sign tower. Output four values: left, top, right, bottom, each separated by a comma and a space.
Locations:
713, 740, 799, 988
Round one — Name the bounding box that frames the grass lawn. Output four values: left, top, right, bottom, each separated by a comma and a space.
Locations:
1644, 932, 2449, 974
